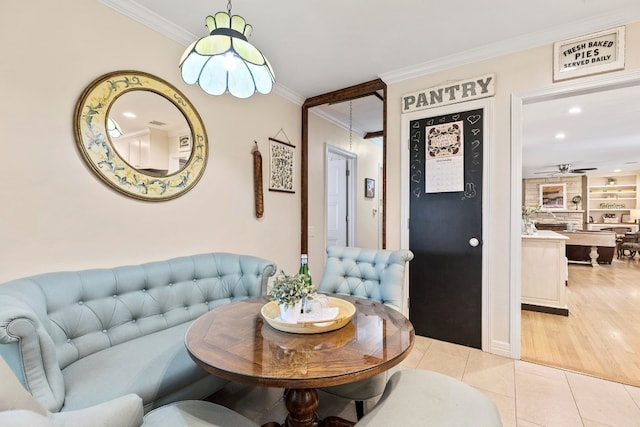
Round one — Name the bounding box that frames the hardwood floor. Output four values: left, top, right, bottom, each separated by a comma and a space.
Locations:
521, 254, 640, 387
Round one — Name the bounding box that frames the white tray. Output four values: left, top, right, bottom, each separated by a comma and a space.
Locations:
261, 297, 355, 334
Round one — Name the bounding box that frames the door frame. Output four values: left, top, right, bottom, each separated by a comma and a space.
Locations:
510, 69, 640, 359
401, 97, 493, 351
325, 144, 357, 247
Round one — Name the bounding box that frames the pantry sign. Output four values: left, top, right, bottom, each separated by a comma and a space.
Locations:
553, 26, 625, 81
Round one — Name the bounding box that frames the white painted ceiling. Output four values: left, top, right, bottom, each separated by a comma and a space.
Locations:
522, 84, 640, 178
100, 0, 640, 174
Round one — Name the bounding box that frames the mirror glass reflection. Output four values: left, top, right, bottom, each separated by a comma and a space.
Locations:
108, 91, 191, 177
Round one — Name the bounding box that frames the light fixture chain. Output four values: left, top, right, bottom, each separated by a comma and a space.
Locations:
349, 100, 353, 151
227, 0, 232, 14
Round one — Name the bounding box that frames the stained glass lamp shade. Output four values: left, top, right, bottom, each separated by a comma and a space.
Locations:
179, 11, 275, 99
107, 117, 123, 138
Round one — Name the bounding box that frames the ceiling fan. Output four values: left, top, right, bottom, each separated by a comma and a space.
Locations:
534, 163, 598, 176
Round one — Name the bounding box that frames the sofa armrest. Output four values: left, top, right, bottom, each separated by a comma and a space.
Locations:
0, 394, 144, 427
0, 410, 54, 427
50, 394, 143, 427
0, 296, 65, 412
257, 259, 277, 295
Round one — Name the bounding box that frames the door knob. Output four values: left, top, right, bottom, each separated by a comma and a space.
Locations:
469, 237, 480, 247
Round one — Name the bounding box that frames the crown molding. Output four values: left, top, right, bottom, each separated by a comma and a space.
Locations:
310, 107, 366, 138
98, 0, 196, 46
380, 6, 640, 84
272, 83, 304, 106
312, 106, 382, 145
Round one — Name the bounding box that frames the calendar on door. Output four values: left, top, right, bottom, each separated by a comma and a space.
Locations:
425, 121, 464, 193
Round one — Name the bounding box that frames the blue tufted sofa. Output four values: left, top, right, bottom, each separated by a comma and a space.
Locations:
0, 253, 276, 414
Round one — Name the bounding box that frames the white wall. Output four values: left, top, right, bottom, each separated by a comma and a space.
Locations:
385, 21, 640, 354
0, 0, 301, 282
356, 144, 383, 250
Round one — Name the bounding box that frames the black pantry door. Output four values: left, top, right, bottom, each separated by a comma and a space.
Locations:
408, 108, 484, 349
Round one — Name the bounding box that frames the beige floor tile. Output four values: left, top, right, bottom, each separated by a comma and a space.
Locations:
625, 384, 640, 407
515, 369, 583, 427
414, 338, 471, 380
515, 360, 568, 381
463, 350, 515, 397
582, 419, 621, 427
402, 334, 432, 368
401, 336, 431, 368
478, 388, 516, 427
566, 371, 640, 427
399, 351, 423, 369
516, 419, 545, 427
428, 338, 472, 358
413, 334, 434, 351
417, 347, 468, 380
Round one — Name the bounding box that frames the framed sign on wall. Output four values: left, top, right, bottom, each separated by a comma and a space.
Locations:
553, 26, 625, 81
365, 178, 375, 198
269, 137, 295, 193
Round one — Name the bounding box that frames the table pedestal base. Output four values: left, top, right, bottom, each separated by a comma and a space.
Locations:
261, 388, 355, 427
285, 388, 319, 427
321, 417, 356, 427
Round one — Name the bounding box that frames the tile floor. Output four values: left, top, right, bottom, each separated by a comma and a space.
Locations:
208, 335, 640, 426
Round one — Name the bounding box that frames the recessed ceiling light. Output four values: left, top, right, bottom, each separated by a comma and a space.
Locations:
613, 169, 622, 173
568, 107, 582, 114
123, 112, 136, 118
555, 133, 566, 139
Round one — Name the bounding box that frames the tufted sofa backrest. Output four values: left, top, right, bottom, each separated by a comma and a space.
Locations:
317, 246, 414, 313
1, 253, 276, 370
0, 253, 276, 411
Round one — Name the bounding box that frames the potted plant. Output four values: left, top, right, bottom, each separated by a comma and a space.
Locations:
522, 205, 541, 235
269, 270, 315, 323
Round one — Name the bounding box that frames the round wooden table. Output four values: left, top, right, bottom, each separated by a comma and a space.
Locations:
185, 295, 414, 427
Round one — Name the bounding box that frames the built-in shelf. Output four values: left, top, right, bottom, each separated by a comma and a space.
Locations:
587, 173, 639, 225
590, 197, 635, 201
587, 222, 639, 232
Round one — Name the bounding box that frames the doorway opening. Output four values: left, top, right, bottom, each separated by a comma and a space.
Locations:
511, 70, 640, 385
325, 145, 356, 247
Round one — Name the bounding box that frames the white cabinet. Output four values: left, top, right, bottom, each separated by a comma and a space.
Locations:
587, 173, 639, 228
522, 231, 569, 315
112, 128, 170, 172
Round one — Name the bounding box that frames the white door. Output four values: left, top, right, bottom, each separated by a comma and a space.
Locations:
326, 146, 356, 247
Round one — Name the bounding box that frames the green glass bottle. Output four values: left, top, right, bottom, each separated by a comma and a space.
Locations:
299, 254, 312, 287
299, 254, 312, 313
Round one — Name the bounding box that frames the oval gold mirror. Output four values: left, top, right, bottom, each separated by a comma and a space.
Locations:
74, 70, 208, 201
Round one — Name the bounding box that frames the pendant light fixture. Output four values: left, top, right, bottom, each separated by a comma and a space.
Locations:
179, 0, 275, 99
106, 117, 123, 138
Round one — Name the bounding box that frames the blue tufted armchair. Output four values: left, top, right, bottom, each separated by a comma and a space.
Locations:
316, 246, 414, 419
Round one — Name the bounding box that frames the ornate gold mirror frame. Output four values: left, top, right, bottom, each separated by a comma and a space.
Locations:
74, 70, 208, 201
